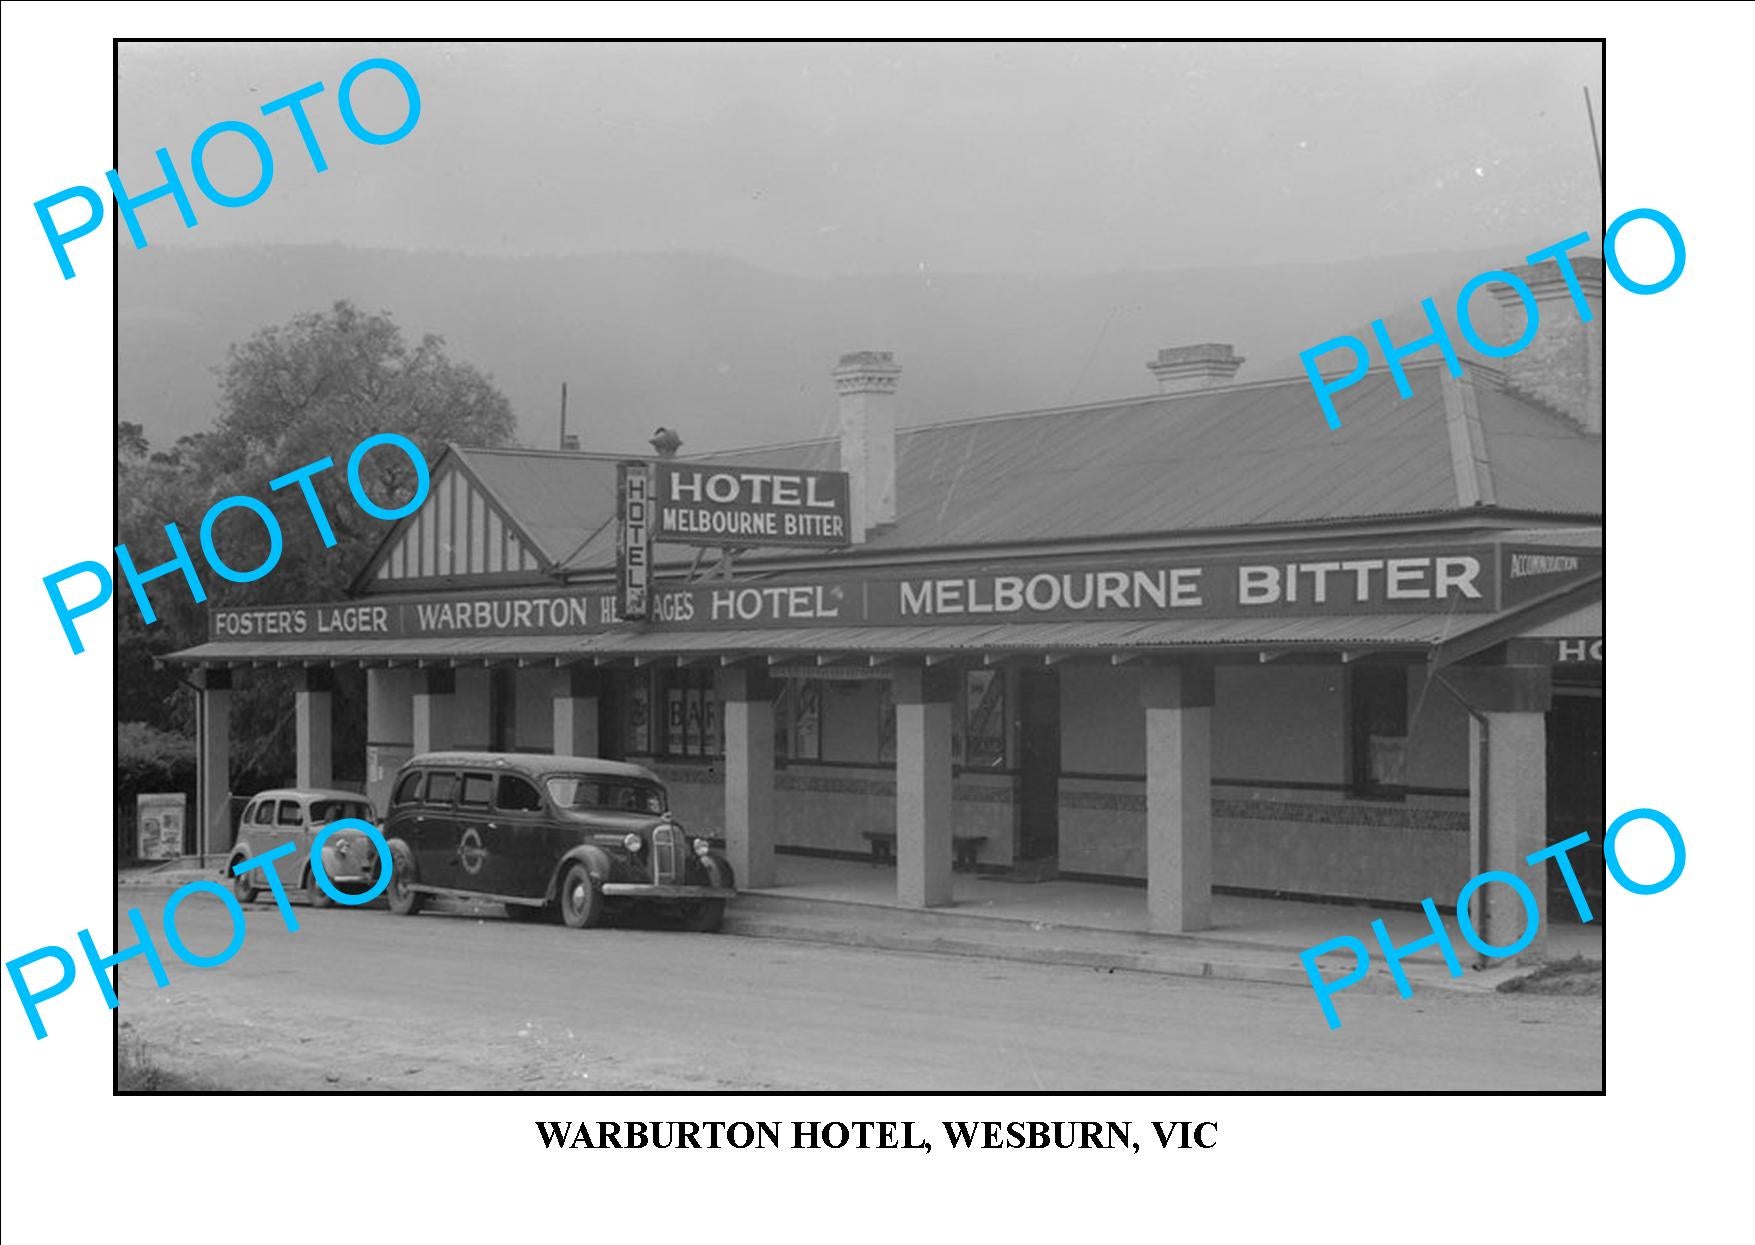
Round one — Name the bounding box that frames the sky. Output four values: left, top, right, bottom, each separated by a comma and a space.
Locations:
117, 40, 1603, 275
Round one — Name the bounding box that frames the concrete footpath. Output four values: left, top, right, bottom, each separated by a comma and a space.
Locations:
119, 851, 1601, 998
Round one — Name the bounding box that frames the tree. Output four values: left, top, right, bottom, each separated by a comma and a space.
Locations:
117, 301, 519, 780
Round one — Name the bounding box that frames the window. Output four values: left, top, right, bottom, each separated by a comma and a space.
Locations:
545, 777, 667, 814
656, 669, 719, 759
424, 772, 459, 805
770, 676, 823, 761
276, 800, 304, 827
458, 773, 494, 808
391, 771, 425, 806
625, 675, 652, 754
252, 801, 275, 826
964, 670, 1007, 768
495, 775, 544, 813
310, 800, 372, 825
1350, 666, 1408, 795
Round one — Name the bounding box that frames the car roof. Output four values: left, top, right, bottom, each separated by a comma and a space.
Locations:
248, 788, 374, 803
404, 752, 663, 785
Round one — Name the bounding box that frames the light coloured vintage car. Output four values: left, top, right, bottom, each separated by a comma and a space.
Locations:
227, 788, 383, 908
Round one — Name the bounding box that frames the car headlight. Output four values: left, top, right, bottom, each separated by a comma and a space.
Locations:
623, 833, 643, 853
334, 840, 350, 858
693, 838, 710, 856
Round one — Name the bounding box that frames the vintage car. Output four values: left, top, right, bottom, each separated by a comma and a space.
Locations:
228, 788, 383, 908
380, 752, 736, 931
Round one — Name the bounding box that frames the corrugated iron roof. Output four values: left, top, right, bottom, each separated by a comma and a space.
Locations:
391, 361, 1601, 582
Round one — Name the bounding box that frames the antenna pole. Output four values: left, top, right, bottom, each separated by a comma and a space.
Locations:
559, 382, 569, 450
1583, 86, 1603, 190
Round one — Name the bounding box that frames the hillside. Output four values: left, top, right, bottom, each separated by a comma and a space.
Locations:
118, 243, 1553, 456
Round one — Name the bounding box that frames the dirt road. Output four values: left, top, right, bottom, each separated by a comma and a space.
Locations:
113, 888, 1602, 1091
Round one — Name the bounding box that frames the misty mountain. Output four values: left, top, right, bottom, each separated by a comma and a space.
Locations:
118, 243, 1551, 457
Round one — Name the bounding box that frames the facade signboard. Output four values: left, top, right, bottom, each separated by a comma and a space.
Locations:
652, 462, 851, 548
616, 460, 652, 621
208, 544, 1600, 641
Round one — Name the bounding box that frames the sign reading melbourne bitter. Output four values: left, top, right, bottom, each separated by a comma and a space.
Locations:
652, 462, 851, 548
210, 544, 1600, 640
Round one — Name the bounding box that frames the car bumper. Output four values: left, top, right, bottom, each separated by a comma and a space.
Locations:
597, 884, 736, 900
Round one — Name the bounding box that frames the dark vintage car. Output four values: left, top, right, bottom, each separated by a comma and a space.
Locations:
380, 752, 735, 931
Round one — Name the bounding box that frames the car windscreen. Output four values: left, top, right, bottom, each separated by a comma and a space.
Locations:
309, 800, 373, 825
545, 777, 667, 815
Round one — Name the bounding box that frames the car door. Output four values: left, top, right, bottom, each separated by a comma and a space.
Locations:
273, 798, 309, 887
413, 770, 463, 889
450, 771, 497, 893
491, 773, 550, 900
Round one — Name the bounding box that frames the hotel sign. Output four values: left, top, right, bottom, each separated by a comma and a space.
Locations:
652, 462, 851, 548
209, 543, 1599, 640
616, 461, 652, 620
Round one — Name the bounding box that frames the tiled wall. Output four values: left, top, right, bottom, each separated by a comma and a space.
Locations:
1058, 775, 1469, 903
649, 761, 1018, 868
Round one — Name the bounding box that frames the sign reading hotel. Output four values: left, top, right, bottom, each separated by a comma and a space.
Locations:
652, 463, 851, 548
616, 461, 652, 620
210, 543, 1599, 640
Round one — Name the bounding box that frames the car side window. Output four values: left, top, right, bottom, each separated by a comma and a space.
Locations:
391, 771, 425, 806
458, 773, 494, 809
424, 772, 459, 806
494, 775, 544, 813
253, 801, 276, 826
277, 800, 304, 827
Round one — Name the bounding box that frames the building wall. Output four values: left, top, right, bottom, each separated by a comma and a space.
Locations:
360, 658, 1473, 903
649, 760, 1018, 869
365, 668, 413, 814
512, 667, 557, 753
1057, 661, 1472, 904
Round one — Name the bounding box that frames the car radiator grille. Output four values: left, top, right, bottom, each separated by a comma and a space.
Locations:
652, 825, 683, 885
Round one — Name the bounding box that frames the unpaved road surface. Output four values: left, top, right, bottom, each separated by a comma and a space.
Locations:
114, 887, 1603, 1091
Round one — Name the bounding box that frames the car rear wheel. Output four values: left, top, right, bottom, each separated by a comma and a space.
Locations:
679, 899, 725, 934
385, 845, 423, 916
558, 863, 603, 930
230, 860, 257, 904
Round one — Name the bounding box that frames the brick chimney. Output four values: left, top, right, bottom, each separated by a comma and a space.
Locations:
1147, 343, 1244, 393
833, 351, 900, 543
1488, 256, 1603, 436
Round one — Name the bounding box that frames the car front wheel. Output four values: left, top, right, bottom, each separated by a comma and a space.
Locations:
558, 863, 603, 930
305, 869, 335, 909
385, 845, 423, 916
230, 859, 257, 904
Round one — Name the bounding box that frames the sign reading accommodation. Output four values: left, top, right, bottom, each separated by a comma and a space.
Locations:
653, 463, 851, 548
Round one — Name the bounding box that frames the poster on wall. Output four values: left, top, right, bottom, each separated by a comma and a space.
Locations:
135, 793, 186, 860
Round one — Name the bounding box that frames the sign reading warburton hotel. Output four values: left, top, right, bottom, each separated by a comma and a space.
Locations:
209, 543, 1599, 640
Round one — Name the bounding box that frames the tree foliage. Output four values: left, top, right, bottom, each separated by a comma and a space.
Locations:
117, 301, 518, 768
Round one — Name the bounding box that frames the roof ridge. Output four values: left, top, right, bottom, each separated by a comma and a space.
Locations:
714, 359, 1506, 458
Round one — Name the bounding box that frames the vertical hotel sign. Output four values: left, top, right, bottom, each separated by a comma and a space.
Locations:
617, 461, 652, 620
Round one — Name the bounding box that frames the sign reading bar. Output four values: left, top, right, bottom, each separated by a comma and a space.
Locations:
209, 543, 1599, 641
617, 461, 652, 620
652, 462, 850, 548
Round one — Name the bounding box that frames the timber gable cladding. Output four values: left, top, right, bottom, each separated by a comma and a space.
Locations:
358, 448, 551, 588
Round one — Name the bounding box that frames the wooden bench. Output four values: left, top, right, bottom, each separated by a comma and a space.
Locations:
861, 831, 988, 871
